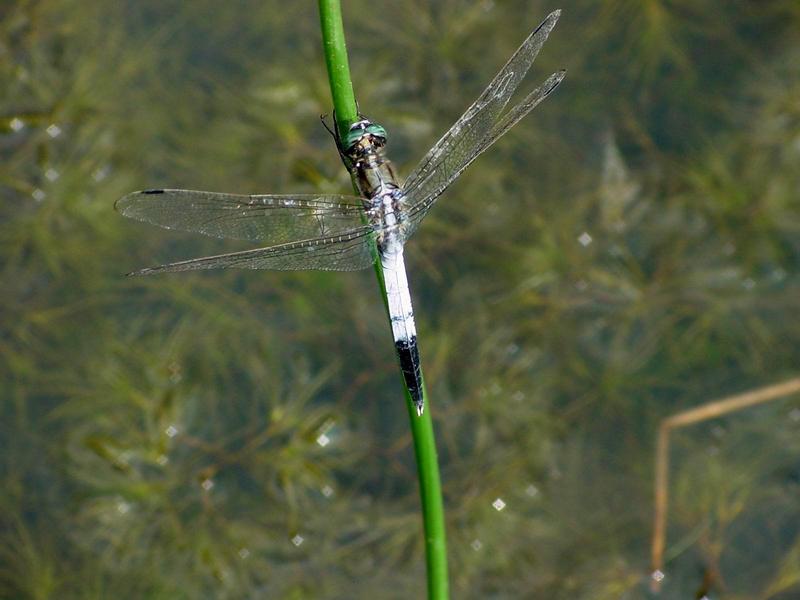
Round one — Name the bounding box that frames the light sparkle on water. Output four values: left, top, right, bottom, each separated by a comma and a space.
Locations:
93, 165, 110, 182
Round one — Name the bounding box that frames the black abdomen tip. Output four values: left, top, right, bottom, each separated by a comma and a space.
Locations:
395, 336, 424, 415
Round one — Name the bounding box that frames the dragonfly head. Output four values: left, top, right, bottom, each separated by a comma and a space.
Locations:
343, 119, 387, 156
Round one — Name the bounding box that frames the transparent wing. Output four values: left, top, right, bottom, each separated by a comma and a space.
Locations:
129, 227, 377, 275
401, 70, 564, 239
400, 10, 564, 239
403, 10, 562, 197
115, 189, 366, 244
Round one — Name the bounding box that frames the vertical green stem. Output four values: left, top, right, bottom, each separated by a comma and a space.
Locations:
404, 380, 449, 599
317, 2, 449, 598
318, 0, 358, 140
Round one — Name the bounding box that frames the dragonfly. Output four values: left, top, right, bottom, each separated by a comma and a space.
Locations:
116, 10, 564, 417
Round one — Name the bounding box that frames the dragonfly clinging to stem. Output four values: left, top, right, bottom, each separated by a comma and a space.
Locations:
115, 10, 565, 416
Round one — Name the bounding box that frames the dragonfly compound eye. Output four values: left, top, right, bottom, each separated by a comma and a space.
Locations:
344, 120, 387, 152
364, 124, 387, 144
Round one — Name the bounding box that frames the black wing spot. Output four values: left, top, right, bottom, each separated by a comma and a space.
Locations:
142, 189, 165, 195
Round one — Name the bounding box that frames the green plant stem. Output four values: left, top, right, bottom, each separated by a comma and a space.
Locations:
318, 0, 358, 141
317, 2, 449, 598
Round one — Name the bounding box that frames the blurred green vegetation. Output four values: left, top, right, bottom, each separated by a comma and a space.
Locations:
2, 0, 800, 598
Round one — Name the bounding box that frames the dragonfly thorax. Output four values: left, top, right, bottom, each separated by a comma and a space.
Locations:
338, 118, 403, 222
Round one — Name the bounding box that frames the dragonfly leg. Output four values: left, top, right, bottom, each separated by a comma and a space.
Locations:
321, 112, 350, 165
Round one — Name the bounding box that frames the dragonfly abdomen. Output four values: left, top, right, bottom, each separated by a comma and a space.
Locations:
381, 245, 424, 415
396, 335, 423, 415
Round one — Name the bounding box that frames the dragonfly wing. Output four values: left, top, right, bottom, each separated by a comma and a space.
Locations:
116, 189, 366, 244
130, 227, 377, 275
400, 10, 563, 240
400, 70, 565, 239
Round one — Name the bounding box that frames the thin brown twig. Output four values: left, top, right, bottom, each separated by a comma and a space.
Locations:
650, 377, 800, 593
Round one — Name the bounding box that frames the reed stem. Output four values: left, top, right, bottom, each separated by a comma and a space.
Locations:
317, 2, 449, 597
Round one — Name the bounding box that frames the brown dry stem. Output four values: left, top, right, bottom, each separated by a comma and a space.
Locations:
650, 378, 800, 593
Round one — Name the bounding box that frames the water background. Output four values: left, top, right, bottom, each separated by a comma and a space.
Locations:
2, 1, 799, 598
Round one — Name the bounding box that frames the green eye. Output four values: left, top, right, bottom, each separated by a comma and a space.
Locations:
344, 122, 387, 149
365, 124, 387, 139
344, 129, 362, 148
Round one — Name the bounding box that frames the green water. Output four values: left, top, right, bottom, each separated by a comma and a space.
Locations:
2, 1, 799, 598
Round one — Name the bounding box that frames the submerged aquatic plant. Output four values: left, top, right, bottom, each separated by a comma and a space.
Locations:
2, 1, 800, 598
